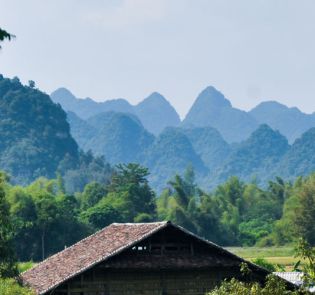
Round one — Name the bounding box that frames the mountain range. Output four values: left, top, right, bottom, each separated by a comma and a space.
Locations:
1, 74, 315, 192
51, 88, 180, 135
51, 86, 315, 144
50, 85, 315, 190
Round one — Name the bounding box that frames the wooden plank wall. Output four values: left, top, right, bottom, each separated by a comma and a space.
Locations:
53, 269, 237, 295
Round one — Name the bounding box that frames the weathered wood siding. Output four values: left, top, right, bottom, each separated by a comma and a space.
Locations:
53, 268, 240, 295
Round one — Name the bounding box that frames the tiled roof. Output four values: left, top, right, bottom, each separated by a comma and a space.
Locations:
21, 222, 168, 294
22, 221, 276, 295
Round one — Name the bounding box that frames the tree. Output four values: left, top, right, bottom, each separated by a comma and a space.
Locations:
79, 182, 107, 210
0, 28, 14, 49
207, 275, 300, 295
108, 163, 156, 221
80, 197, 122, 229
295, 238, 315, 286
293, 174, 315, 245
207, 263, 300, 295
0, 172, 18, 278
28, 80, 35, 89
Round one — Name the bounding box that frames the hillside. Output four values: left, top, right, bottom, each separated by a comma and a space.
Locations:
52, 84, 315, 191
180, 127, 231, 172
67, 111, 97, 148
82, 112, 155, 164
51, 88, 180, 135
182, 86, 258, 143
276, 127, 315, 178
250, 101, 315, 143
144, 127, 208, 190
215, 124, 290, 184
0, 76, 78, 184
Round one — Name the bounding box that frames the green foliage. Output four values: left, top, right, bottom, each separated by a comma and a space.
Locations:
17, 261, 35, 273
295, 238, 315, 285
0, 172, 18, 278
0, 278, 35, 295
293, 175, 315, 245
3, 158, 315, 263
207, 275, 300, 295
144, 127, 207, 191
216, 124, 289, 186
6, 177, 89, 261
0, 75, 78, 184
107, 163, 156, 221
252, 258, 276, 272
61, 151, 112, 194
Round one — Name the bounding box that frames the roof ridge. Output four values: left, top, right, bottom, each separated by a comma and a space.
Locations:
112, 221, 168, 225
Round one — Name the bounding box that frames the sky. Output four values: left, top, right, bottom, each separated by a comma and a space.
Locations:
1, 0, 315, 118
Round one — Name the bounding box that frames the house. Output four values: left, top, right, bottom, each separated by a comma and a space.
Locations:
22, 221, 274, 295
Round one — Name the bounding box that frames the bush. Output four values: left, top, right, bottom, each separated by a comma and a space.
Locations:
252, 257, 276, 272
207, 274, 300, 295
0, 278, 35, 295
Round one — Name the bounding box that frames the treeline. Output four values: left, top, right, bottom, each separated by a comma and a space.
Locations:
1, 164, 315, 262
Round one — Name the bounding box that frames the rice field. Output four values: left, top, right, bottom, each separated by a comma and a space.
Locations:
225, 247, 298, 271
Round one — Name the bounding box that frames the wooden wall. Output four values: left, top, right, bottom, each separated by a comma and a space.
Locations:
53, 268, 241, 295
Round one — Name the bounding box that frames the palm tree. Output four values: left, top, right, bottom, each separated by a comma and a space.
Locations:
0, 27, 15, 48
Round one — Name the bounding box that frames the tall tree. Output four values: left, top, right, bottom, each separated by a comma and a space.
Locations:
293, 174, 315, 245
108, 163, 156, 221
0, 172, 17, 278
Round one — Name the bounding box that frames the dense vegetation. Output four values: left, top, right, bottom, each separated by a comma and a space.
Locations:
0, 75, 78, 184
0, 162, 315, 263
0, 76, 112, 192
2, 162, 315, 292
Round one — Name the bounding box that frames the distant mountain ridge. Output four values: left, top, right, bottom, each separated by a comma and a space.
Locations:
50, 84, 315, 190
182, 86, 259, 142
1, 74, 315, 191
51, 88, 180, 135
52, 86, 315, 143
250, 101, 315, 143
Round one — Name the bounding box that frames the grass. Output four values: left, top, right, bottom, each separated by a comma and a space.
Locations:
225, 247, 298, 271
18, 262, 36, 273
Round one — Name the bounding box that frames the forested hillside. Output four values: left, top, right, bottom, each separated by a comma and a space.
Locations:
0, 76, 112, 192
2, 73, 315, 194
67, 108, 315, 190
0, 76, 78, 184
85, 112, 154, 164
214, 124, 290, 185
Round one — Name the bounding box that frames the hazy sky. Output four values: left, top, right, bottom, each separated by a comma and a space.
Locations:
1, 0, 315, 118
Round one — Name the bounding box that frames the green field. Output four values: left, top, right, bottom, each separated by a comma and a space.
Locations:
226, 247, 298, 271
